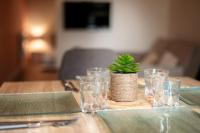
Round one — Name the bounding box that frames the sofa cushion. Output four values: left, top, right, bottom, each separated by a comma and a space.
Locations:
158, 51, 179, 68
141, 52, 158, 65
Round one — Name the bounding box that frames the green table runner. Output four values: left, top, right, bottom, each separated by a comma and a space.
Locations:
180, 87, 200, 106
0, 92, 81, 116
97, 107, 200, 133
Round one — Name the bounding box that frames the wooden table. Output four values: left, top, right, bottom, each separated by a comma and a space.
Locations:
0, 77, 199, 133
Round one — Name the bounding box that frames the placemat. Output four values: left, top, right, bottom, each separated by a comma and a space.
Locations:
97, 107, 200, 133
180, 87, 200, 106
0, 92, 81, 116
107, 89, 151, 110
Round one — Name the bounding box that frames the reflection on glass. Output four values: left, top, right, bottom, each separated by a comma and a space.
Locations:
159, 113, 171, 133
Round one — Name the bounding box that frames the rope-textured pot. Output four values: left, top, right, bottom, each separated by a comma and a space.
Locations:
110, 73, 137, 102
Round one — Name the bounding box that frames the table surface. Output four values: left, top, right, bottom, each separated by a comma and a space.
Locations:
0, 77, 199, 133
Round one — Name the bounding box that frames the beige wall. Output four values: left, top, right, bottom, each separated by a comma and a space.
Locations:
55, 0, 200, 67
55, 0, 170, 67
22, 0, 57, 56
23, 0, 56, 37
169, 0, 200, 42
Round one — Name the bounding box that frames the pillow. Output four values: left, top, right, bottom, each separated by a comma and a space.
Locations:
158, 51, 179, 68
141, 52, 158, 65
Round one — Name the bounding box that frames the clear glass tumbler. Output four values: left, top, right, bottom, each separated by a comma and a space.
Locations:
87, 67, 110, 109
163, 79, 181, 106
144, 68, 169, 98
79, 76, 105, 113
87, 67, 110, 86
144, 68, 169, 107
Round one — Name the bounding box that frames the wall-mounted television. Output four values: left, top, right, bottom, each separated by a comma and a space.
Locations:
63, 2, 110, 29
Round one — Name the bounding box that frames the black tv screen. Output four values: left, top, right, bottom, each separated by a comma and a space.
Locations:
63, 2, 110, 29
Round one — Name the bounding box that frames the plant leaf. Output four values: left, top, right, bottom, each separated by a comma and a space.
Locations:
109, 54, 140, 73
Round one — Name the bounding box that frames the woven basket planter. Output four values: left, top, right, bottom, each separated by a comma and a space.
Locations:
110, 73, 138, 102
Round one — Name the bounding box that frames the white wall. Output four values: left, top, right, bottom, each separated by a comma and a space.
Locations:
55, 0, 170, 67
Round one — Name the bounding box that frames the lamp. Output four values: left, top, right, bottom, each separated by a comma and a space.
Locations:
23, 25, 51, 54
30, 26, 46, 38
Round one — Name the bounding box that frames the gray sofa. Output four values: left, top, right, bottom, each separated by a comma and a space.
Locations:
59, 48, 117, 80
135, 39, 200, 78
59, 39, 200, 80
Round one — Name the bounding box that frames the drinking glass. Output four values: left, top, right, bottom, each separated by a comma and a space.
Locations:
144, 68, 169, 107
87, 67, 110, 85
163, 79, 181, 106
87, 67, 110, 109
144, 68, 169, 98
79, 76, 105, 113
152, 75, 168, 107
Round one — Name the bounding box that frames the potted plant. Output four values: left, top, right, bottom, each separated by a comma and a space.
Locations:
109, 54, 140, 102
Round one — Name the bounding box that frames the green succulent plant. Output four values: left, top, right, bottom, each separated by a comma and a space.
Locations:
109, 54, 140, 73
